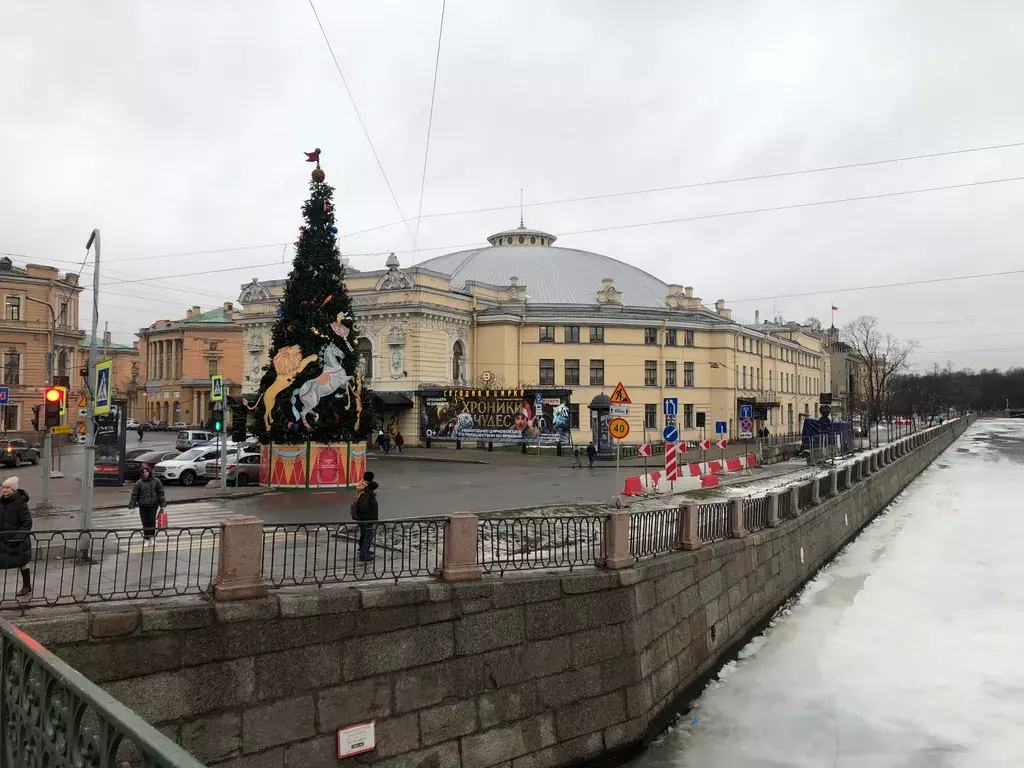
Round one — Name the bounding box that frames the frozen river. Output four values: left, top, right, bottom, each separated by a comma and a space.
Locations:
630, 419, 1024, 768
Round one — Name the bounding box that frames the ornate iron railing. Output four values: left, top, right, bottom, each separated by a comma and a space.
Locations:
629, 508, 681, 558
0, 617, 208, 767
478, 515, 605, 574
742, 498, 769, 532
778, 491, 794, 519
798, 482, 814, 509
697, 502, 732, 543
262, 518, 447, 586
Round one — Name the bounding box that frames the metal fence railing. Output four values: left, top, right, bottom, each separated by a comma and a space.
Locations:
0, 528, 219, 609
479, 515, 605, 575
742, 498, 769, 532
818, 476, 832, 498
837, 468, 848, 491
778, 491, 794, 520
698, 502, 733, 543
262, 519, 447, 586
798, 482, 814, 509
630, 508, 681, 558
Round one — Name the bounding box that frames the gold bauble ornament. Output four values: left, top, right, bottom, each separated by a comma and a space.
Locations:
311, 167, 326, 182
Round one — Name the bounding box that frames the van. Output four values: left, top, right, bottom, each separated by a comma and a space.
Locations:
176, 430, 214, 451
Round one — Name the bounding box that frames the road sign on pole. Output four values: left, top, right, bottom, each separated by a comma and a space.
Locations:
662, 424, 679, 443
698, 439, 710, 450
0, 387, 8, 405
739, 404, 753, 420
609, 404, 630, 418
665, 442, 679, 480
716, 439, 729, 449
608, 417, 630, 440
94, 360, 112, 416
608, 382, 632, 405
637, 443, 652, 457
715, 421, 727, 435
663, 397, 678, 416
211, 375, 225, 402
740, 418, 753, 439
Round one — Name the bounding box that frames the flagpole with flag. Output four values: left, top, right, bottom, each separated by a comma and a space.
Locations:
831, 303, 838, 327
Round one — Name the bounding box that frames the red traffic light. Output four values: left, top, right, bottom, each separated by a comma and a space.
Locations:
45, 388, 62, 403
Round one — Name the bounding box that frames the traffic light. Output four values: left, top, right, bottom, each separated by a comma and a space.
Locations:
211, 402, 225, 433
31, 405, 41, 431
44, 387, 62, 428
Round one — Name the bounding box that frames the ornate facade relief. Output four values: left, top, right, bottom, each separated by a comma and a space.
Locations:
239, 277, 272, 304
387, 326, 405, 379
375, 253, 415, 291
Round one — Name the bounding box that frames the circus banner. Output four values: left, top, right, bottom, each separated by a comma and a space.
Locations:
269, 444, 307, 487
419, 388, 572, 445
348, 442, 367, 486
262, 442, 367, 488
309, 444, 345, 488
259, 444, 271, 485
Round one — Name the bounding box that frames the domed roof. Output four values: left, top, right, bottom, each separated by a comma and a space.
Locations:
417, 225, 671, 308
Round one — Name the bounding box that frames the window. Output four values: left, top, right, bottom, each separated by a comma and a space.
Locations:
683, 330, 694, 347
743, 338, 748, 352
57, 349, 68, 379
3, 405, 17, 431
358, 337, 373, 379
645, 360, 658, 386
59, 302, 69, 327
452, 340, 465, 383
208, 342, 219, 352
564, 326, 580, 343
644, 404, 657, 429
683, 404, 693, 429
665, 330, 677, 347
590, 326, 604, 343
4, 296, 19, 321
569, 404, 580, 429
683, 362, 694, 387
742, 366, 747, 389
539, 359, 555, 385
564, 359, 580, 385
3, 349, 18, 385
644, 328, 658, 345
207, 359, 218, 376
589, 359, 604, 386
665, 361, 677, 387
539, 326, 555, 342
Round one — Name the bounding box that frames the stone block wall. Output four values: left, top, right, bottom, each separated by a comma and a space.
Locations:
6, 419, 970, 768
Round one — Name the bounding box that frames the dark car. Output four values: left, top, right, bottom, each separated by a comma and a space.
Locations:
155, 421, 170, 431
0, 440, 39, 467
125, 449, 179, 481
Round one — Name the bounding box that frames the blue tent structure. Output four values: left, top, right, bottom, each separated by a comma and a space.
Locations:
801, 418, 854, 454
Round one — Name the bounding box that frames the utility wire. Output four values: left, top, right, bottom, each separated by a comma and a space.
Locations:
411, 0, 447, 265
307, 0, 416, 248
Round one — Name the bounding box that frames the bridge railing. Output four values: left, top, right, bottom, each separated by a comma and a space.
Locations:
0, 616, 208, 767
479, 514, 606, 574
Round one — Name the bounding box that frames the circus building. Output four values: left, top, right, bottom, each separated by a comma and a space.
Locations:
239, 224, 827, 451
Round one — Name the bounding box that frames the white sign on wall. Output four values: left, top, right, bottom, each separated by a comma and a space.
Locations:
337, 722, 376, 759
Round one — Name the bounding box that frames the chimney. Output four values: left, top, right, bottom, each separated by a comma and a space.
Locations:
132, 341, 139, 350
755, 310, 760, 325
186, 305, 201, 319
104, 331, 111, 345
223, 301, 234, 312
684, 286, 693, 298
714, 299, 732, 320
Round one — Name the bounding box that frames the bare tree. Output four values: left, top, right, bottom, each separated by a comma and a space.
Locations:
842, 316, 917, 429
804, 316, 823, 332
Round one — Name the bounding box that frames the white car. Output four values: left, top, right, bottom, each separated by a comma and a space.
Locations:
126, 418, 139, 430
154, 446, 235, 487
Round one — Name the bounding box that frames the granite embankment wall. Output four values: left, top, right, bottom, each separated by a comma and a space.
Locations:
8, 419, 970, 768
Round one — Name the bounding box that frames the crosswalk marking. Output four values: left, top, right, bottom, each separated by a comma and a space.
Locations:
89, 502, 238, 531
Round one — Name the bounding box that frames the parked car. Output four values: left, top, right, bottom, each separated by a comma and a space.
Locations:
202, 452, 261, 486
173, 421, 190, 429
125, 450, 180, 481
176, 430, 215, 452
194, 447, 239, 479
154, 420, 170, 431
126, 418, 139, 430
0, 440, 39, 467
154, 446, 229, 486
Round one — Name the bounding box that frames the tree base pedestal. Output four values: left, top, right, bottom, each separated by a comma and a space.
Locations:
260, 441, 368, 488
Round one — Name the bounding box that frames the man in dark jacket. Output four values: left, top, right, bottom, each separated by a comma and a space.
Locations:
354, 471, 379, 561
0, 477, 32, 597
129, 465, 166, 544
586, 442, 597, 469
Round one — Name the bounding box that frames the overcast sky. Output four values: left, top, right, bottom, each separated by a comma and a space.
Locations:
3, 0, 1023, 371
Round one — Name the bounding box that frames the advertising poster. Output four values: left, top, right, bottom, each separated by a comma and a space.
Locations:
419, 388, 572, 445
308, 445, 345, 488
94, 399, 127, 486
347, 442, 366, 486
270, 445, 306, 487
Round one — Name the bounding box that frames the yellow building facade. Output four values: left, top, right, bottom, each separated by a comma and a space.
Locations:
239, 225, 827, 448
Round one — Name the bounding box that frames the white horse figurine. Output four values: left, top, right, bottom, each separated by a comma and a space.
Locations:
291, 343, 357, 428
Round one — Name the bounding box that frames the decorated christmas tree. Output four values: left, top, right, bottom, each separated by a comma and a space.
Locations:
249, 150, 375, 445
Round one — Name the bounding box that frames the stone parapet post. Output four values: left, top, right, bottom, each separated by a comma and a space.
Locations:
829, 470, 839, 496
789, 486, 799, 517
811, 478, 820, 505
214, 515, 269, 601
603, 510, 634, 570
442, 513, 483, 581
767, 493, 780, 528
730, 499, 746, 538
680, 503, 701, 550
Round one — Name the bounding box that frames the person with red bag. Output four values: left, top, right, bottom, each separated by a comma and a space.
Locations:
129, 465, 166, 546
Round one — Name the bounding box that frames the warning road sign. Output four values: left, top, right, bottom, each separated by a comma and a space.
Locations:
665, 442, 679, 480
211, 375, 225, 402
698, 439, 710, 450
608, 382, 632, 405
636, 443, 652, 457
716, 439, 729, 450
608, 417, 630, 440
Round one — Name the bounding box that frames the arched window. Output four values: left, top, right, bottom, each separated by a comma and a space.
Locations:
452, 340, 465, 383
57, 349, 68, 379
357, 338, 373, 380
3, 349, 19, 385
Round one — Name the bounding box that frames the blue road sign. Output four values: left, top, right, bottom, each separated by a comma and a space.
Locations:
535, 392, 543, 406
739, 404, 753, 420
663, 425, 679, 443
663, 397, 678, 416
0, 387, 8, 405
715, 420, 728, 435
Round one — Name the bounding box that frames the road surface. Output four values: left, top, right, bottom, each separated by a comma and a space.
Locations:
630, 418, 1022, 767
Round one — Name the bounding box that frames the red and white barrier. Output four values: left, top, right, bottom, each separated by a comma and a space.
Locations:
621, 452, 760, 497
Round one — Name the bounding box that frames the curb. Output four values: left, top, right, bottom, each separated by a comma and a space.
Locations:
367, 455, 490, 466
33, 488, 272, 517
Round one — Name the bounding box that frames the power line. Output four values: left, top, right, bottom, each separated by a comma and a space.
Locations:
411, 0, 447, 265
913, 347, 1023, 355
912, 331, 1024, 341
307, 0, 416, 248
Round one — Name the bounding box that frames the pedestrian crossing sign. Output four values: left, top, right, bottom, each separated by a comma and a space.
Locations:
211, 375, 224, 402
94, 360, 112, 415
609, 381, 632, 405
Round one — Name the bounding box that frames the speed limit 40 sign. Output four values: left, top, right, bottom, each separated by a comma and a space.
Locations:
608, 417, 630, 440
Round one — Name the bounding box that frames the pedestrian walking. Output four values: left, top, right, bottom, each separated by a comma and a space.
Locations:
586, 441, 597, 469
129, 465, 166, 545
376, 430, 390, 454
571, 445, 582, 469
352, 471, 379, 561
394, 431, 404, 454
137, 425, 145, 443
0, 477, 32, 598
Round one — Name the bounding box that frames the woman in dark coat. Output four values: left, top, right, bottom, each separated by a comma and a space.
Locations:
0, 476, 32, 597
129, 465, 166, 544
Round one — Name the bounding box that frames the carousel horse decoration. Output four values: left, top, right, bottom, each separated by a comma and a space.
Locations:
290, 310, 363, 430
247, 345, 318, 431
